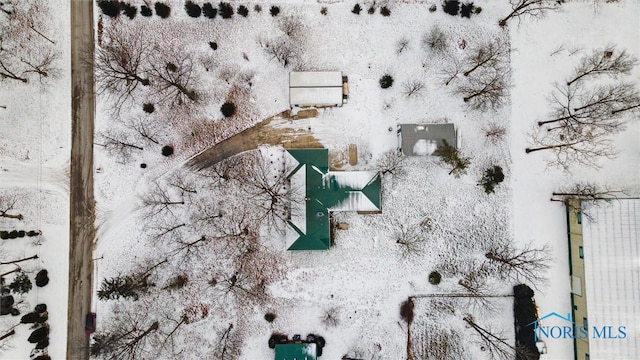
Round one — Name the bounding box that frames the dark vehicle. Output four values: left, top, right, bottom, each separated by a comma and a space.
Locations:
85, 312, 96, 335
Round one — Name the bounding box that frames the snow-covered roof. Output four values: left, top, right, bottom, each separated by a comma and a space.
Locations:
289, 87, 344, 108
398, 123, 456, 156
289, 164, 307, 234
284, 149, 381, 250
582, 199, 640, 358
289, 71, 344, 108
290, 71, 343, 87
324, 171, 381, 212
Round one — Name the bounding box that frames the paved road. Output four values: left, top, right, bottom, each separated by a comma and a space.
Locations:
67, 1, 95, 359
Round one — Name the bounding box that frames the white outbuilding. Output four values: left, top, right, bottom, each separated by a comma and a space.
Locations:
289, 71, 348, 108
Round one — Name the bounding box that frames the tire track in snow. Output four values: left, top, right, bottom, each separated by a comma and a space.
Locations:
0, 159, 70, 194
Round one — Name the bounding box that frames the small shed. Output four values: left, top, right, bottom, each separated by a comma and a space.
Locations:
275, 343, 317, 360
397, 123, 457, 156
289, 71, 347, 108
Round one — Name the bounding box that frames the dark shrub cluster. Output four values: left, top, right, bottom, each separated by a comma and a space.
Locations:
185, 1, 202, 17
479, 165, 505, 194
443, 1, 480, 18
400, 299, 414, 324
380, 6, 391, 16
352, 4, 362, 14
9, 272, 32, 294
254, 4, 262, 12
238, 5, 249, 17
221, 102, 236, 117
219, 2, 234, 18
209, 42, 218, 50
97, 0, 120, 17
368, 5, 375, 14
270, 6, 280, 16
442, 0, 460, 15
203, 3, 217, 18
460, 2, 475, 18
141, 5, 153, 17
143, 103, 155, 113
121, 2, 137, 19
321, 7, 328, 15
1, 230, 40, 239
264, 312, 276, 322
379, 74, 394, 89
513, 284, 541, 360
35, 270, 49, 287
161, 145, 174, 156
155, 2, 171, 18
428, 271, 442, 285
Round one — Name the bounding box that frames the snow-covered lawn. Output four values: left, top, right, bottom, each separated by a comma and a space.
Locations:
1, 0, 636, 359
93, 0, 639, 358
0, 1, 71, 358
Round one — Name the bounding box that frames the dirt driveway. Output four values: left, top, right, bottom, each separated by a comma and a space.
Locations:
186, 110, 324, 170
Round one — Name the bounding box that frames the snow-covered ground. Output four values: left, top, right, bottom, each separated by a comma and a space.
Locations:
510, 2, 640, 358
91, 1, 639, 359
1, 0, 638, 359
0, 1, 71, 358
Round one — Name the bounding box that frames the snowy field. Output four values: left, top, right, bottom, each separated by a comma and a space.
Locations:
0, 0, 638, 359
91, 1, 639, 359
0, 1, 71, 359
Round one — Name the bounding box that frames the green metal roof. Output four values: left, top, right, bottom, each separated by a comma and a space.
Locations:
275, 343, 317, 360
286, 149, 381, 251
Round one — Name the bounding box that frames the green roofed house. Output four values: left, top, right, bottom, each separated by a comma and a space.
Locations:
285, 148, 381, 250
275, 343, 317, 360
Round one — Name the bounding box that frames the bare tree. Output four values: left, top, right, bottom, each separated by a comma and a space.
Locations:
463, 314, 515, 360
212, 324, 241, 360
96, 128, 144, 161
439, 56, 461, 86
90, 314, 160, 360
540, 82, 640, 130
321, 307, 341, 327
499, 0, 560, 27
396, 37, 410, 55
423, 26, 448, 54
393, 222, 427, 257
551, 182, 628, 201
529, 82, 639, 169
95, 25, 151, 110
403, 80, 426, 98
0, 191, 25, 220
457, 69, 508, 110
0, 0, 59, 84
0, 254, 38, 265
526, 125, 617, 170
462, 39, 509, 78
259, 36, 300, 68
149, 52, 198, 105
482, 122, 507, 144
235, 151, 300, 235
566, 45, 638, 86
123, 116, 161, 145
139, 180, 185, 220
376, 149, 407, 178
278, 15, 306, 39
485, 243, 550, 287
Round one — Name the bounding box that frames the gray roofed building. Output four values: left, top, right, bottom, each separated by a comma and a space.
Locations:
397, 123, 457, 156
